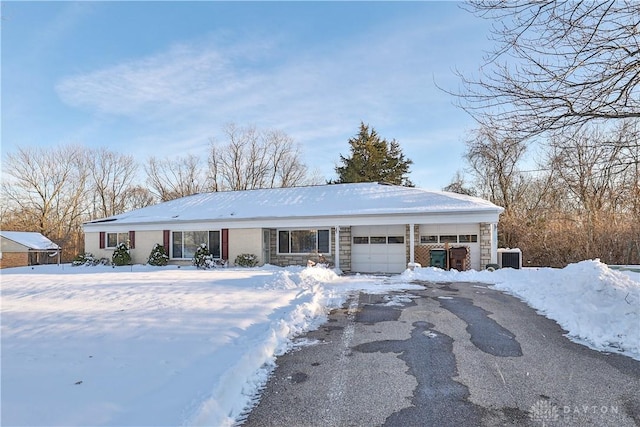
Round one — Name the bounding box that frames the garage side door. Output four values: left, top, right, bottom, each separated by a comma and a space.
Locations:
351, 225, 406, 274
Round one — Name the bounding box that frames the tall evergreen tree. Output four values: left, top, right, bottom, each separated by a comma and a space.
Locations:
334, 122, 413, 186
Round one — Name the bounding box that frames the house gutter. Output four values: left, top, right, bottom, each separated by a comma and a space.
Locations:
82, 209, 503, 232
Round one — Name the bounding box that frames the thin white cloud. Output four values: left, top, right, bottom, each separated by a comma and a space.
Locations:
54, 10, 487, 188
55, 15, 454, 124
57, 42, 257, 116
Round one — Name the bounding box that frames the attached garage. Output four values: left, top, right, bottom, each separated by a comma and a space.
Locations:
83, 182, 504, 272
351, 225, 407, 273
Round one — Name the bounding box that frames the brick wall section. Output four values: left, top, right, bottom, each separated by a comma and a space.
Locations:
479, 222, 493, 269
0, 252, 28, 269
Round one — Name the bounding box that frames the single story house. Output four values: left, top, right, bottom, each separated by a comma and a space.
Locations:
82, 182, 503, 273
0, 231, 61, 269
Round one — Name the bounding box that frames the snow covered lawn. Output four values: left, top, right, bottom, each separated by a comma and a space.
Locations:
2, 260, 638, 426
0, 264, 418, 426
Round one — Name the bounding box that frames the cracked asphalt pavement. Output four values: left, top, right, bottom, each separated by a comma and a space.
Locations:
242, 280, 640, 427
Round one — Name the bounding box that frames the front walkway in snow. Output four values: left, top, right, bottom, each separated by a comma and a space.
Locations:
1, 260, 638, 426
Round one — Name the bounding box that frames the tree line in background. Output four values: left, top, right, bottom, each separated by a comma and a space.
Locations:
1, 124, 322, 259
445, 0, 640, 266
5, 1, 640, 267
1, 122, 413, 261
445, 120, 640, 267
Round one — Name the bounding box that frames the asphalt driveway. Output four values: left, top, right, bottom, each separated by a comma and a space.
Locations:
242, 280, 640, 427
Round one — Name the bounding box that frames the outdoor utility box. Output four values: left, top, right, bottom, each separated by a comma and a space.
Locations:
449, 247, 468, 271
429, 249, 447, 269
498, 248, 523, 269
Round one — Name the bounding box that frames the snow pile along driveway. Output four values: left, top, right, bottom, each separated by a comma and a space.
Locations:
400, 259, 640, 360
2, 260, 638, 426
1, 264, 417, 427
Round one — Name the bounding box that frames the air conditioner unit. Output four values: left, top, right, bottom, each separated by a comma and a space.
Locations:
498, 248, 522, 269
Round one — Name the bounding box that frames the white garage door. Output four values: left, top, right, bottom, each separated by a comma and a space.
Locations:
351, 225, 407, 274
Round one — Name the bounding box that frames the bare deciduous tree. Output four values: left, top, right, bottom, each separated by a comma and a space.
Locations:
89, 147, 139, 218
547, 123, 640, 257
453, 1, 640, 140
442, 171, 476, 196
464, 126, 528, 213
145, 154, 207, 202
124, 185, 156, 211
1, 145, 90, 257
450, 120, 640, 266
208, 123, 312, 191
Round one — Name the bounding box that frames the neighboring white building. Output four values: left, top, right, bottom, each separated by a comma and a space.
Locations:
0, 231, 61, 269
82, 182, 503, 273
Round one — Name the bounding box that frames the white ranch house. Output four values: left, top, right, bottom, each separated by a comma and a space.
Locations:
82, 182, 503, 273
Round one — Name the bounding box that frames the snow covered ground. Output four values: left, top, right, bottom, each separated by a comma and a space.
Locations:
401, 259, 640, 360
1, 260, 638, 426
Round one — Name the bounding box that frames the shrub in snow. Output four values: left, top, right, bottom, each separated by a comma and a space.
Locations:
112, 242, 132, 266
72, 253, 93, 266
147, 243, 169, 266
235, 253, 259, 268
72, 253, 109, 266
192, 243, 214, 269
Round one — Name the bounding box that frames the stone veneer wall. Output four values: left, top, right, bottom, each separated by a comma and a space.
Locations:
479, 222, 493, 269
338, 226, 351, 272
268, 228, 338, 268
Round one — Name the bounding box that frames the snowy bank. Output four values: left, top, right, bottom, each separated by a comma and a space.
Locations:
3, 260, 637, 426
399, 259, 640, 361
1, 264, 419, 427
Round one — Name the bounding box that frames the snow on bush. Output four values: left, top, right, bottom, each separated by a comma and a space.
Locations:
235, 253, 259, 268
72, 253, 110, 266
111, 242, 132, 266
192, 243, 214, 269
147, 243, 169, 266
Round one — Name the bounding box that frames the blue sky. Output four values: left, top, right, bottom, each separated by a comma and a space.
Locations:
2, 1, 493, 190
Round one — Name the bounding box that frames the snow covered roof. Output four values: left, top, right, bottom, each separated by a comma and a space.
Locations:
0, 231, 61, 250
85, 183, 503, 227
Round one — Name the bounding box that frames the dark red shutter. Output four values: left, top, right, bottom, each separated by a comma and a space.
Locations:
163, 230, 170, 255
99, 232, 105, 249
129, 231, 135, 249
222, 229, 229, 260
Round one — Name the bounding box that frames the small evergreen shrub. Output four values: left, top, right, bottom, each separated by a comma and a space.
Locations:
147, 243, 169, 266
192, 243, 213, 269
235, 253, 259, 268
72, 253, 93, 266
72, 253, 109, 266
112, 242, 132, 266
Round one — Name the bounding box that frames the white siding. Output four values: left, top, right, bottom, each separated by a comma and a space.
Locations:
84, 232, 109, 261
228, 229, 263, 266
131, 231, 163, 265
84, 230, 163, 265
